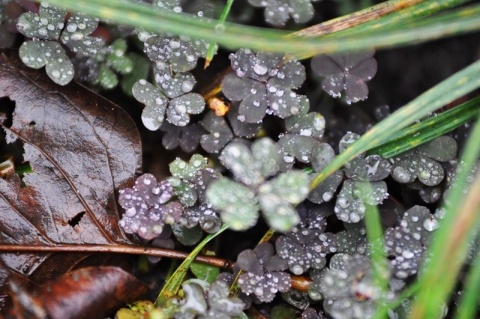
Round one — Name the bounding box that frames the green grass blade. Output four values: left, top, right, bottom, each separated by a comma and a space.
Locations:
368, 96, 480, 158
310, 59, 480, 190
155, 224, 228, 306
45, 0, 480, 55
364, 200, 388, 291
409, 117, 480, 318
455, 245, 480, 319
204, 0, 234, 68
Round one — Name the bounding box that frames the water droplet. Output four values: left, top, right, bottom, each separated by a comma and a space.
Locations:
322, 192, 333, 202
181, 80, 193, 92
125, 207, 136, 217
393, 166, 412, 183
299, 128, 311, 137
337, 197, 349, 208
214, 24, 225, 33
169, 40, 181, 49
67, 24, 77, 32
253, 64, 268, 75
349, 212, 360, 223
419, 170, 431, 180
38, 28, 48, 36
175, 104, 187, 114
423, 218, 439, 231
51, 70, 60, 78
292, 265, 304, 275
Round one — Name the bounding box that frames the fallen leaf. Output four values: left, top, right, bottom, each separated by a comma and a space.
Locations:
8, 266, 148, 319
0, 49, 142, 310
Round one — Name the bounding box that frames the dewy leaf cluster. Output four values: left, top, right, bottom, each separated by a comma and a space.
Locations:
17, 2, 103, 84
207, 138, 310, 231
2, 0, 480, 318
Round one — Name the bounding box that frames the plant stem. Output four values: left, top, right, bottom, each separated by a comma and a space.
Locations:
204, 0, 234, 68
0, 243, 231, 268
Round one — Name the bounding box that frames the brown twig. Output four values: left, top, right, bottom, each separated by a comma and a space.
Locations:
0, 244, 232, 269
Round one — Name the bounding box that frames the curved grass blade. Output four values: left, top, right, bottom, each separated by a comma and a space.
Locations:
368, 96, 480, 158
310, 59, 480, 190
409, 117, 480, 318
155, 224, 228, 306
46, 0, 480, 56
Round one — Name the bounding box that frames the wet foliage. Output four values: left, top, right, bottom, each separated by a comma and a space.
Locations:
1, 0, 479, 318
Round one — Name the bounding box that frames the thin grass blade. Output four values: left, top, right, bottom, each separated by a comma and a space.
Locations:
368, 96, 480, 158
45, 0, 480, 55
204, 0, 234, 68
409, 117, 480, 318
155, 224, 228, 306
455, 243, 480, 319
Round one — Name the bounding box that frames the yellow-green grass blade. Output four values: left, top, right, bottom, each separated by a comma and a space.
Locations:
455, 245, 480, 319
409, 117, 480, 318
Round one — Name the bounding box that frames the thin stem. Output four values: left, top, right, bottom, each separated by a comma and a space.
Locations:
204, 0, 234, 68
0, 243, 231, 269
156, 225, 229, 306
